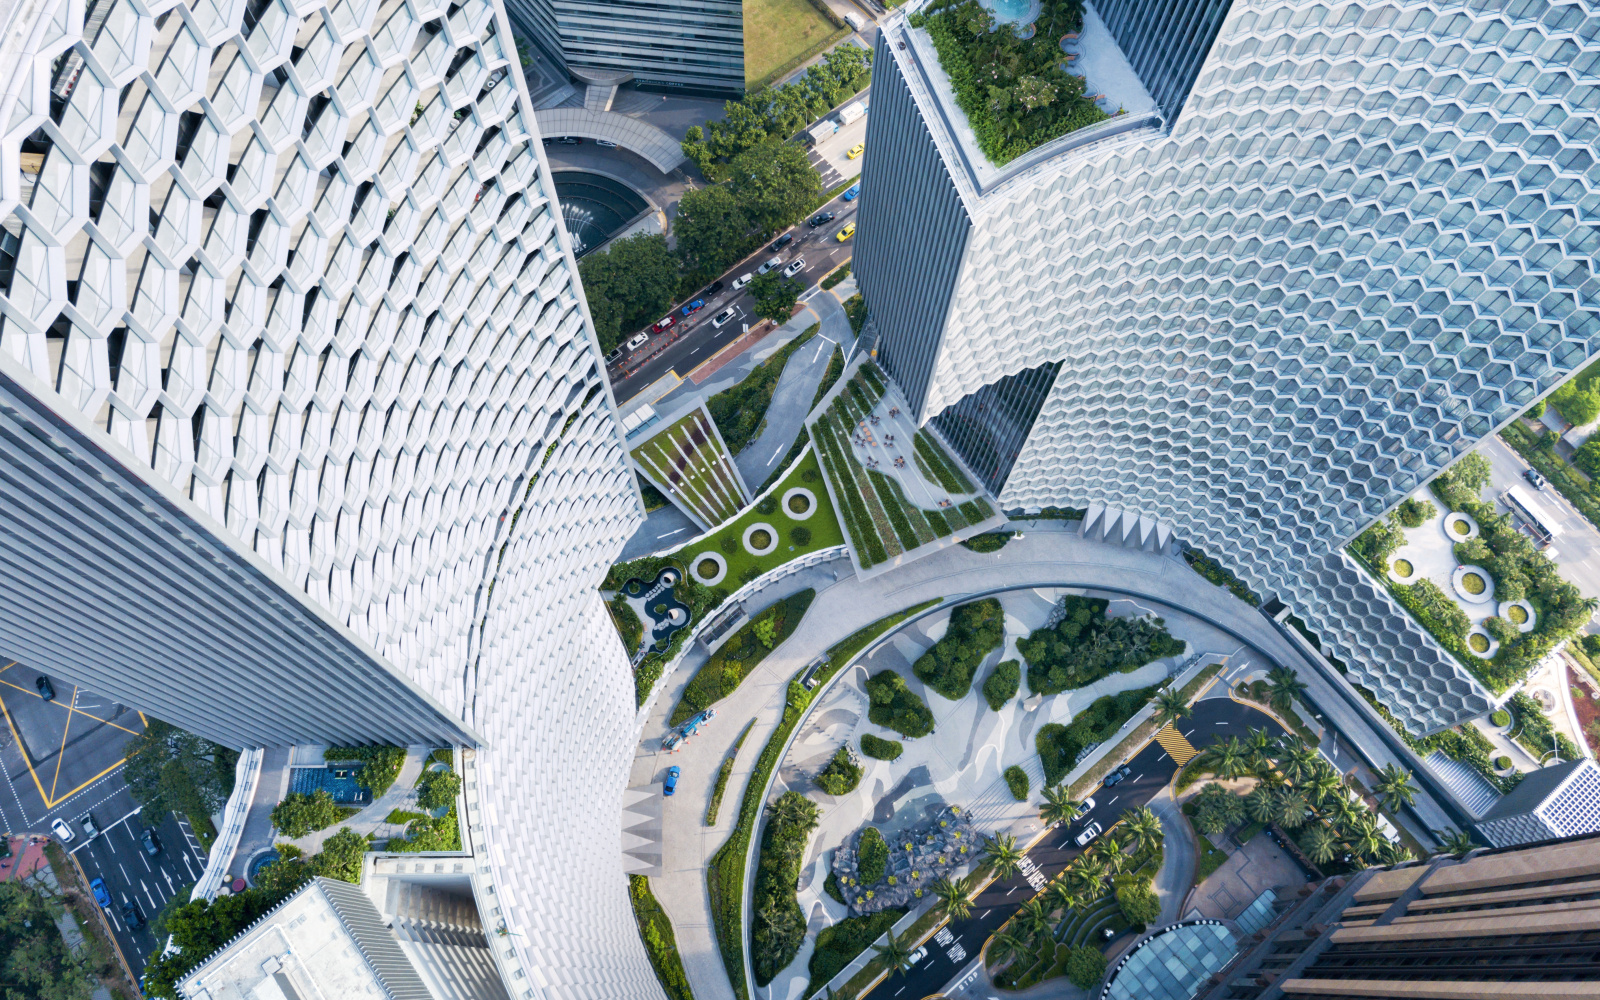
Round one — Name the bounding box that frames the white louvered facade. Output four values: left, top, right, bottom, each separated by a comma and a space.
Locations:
0, 0, 657, 993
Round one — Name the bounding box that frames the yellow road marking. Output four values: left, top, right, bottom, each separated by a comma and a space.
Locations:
0, 677, 143, 734
0, 672, 144, 808
0, 686, 51, 806
1154, 724, 1198, 766
49, 686, 78, 801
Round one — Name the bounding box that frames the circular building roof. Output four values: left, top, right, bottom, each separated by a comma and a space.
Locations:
1100, 920, 1237, 1000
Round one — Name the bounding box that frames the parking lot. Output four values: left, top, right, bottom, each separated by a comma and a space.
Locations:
0, 659, 208, 978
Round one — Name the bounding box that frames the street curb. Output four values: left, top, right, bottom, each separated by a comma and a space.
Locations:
66, 846, 140, 993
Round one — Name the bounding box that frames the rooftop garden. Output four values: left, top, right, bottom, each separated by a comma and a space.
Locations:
909, 0, 1111, 166
606, 447, 845, 705
632, 404, 750, 529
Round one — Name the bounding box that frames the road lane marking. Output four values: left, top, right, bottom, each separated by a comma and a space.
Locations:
658, 527, 687, 538
769, 441, 785, 462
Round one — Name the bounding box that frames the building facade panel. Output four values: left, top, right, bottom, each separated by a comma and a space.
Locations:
854, 0, 1600, 731
0, 0, 658, 993
503, 0, 744, 95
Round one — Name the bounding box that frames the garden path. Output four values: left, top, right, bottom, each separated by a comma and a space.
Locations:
283, 747, 429, 855
632, 523, 1466, 1000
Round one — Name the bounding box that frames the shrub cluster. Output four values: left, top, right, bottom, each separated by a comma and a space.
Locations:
752, 791, 821, 985
805, 909, 907, 997
866, 670, 936, 738
1115, 883, 1160, 925
1019, 596, 1185, 695
860, 733, 904, 760
1036, 685, 1158, 784
857, 826, 889, 884
913, 598, 1004, 700
670, 590, 816, 725
270, 790, 349, 838
325, 745, 406, 797
1065, 945, 1108, 988
982, 659, 1021, 710
1183, 548, 1261, 606
608, 596, 643, 654
1509, 691, 1582, 761
1004, 765, 1030, 801
815, 746, 863, 795
960, 530, 1012, 553
1396, 497, 1438, 528
913, 430, 975, 493
629, 876, 694, 1000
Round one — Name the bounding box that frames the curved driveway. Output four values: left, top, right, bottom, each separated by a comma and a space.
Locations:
632, 523, 1457, 1000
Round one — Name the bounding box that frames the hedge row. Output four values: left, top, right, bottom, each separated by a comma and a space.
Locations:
812, 414, 886, 566
914, 430, 975, 493
670, 589, 816, 726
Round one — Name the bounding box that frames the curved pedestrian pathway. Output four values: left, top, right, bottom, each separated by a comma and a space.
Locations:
634, 522, 1461, 1000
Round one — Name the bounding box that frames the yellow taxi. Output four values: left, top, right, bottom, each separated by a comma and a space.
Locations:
836, 222, 856, 242
847, 143, 865, 160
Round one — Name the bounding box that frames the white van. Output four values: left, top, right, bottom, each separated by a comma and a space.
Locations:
625, 331, 648, 351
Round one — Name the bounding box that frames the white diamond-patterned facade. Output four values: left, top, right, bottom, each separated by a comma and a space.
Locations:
0, 0, 657, 994
857, 0, 1600, 734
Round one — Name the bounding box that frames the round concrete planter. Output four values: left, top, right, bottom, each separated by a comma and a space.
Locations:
743, 522, 779, 556
1388, 555, 1419, 584
1498, 599, 1537, 633
1443, 511, 1479, 541
691, 551, 727, 586
1452, 565, 1495, 604
782, 487, 817, 521
1466, 625, 1500, 659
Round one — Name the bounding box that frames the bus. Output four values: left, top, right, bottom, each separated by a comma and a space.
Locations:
1503, 484, 1562, 548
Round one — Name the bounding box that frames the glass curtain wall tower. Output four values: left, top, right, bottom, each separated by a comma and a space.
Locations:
501, 0, 745, 96
856, 0, 1600, 734
0, 0, 657, 993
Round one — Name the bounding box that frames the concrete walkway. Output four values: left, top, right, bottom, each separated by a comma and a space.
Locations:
227, 745, 290, 883
284, 747, 430, 856
734, 314, 842, 489
635, 522, 1466, 1000
1147, 788, 1194, 927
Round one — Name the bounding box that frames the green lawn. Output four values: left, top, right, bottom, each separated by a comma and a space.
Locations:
633, 406, 747, 527
744, 0, 848, 88
680, 447, 845, 587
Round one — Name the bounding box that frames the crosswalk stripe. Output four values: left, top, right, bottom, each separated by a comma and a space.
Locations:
1154, 723, 1198, 765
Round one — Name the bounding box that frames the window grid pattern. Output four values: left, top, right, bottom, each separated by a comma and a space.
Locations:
0, 0, 654, 993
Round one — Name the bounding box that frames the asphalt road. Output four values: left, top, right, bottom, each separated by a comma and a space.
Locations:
1478, 431, 1600, 619
864, 698, 1284, 1000
609, 189, 862, 406
71, 808, 209, 980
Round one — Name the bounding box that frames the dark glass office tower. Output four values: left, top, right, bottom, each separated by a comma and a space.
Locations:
931, 361, 1062, 496
505, 0, 746, 96
1094, 0, 1231, 122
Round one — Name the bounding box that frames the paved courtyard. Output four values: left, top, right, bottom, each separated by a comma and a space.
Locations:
1185, 828, 1306, 923
843, 379, 980, 513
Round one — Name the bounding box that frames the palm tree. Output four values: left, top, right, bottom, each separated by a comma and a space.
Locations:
1267, 665, 1308, 714
981, 833, 1025, 880
1122, 806, 1163, 857
874, 927, 915, 973
1205, 736, 1247, 779
1375, 839, 1414, 866
1343, 817, 1385, 862
1015, 897, 1053, 944
1278, 741, 1320, 786
1068, 857, 1108, 900
1244, 785, 1276, 824
1152, 687, 1191, 726
931, 875, 972, 921
1433, 828, 1480, 855
1327, 791, 1365, 827
771, 793, 820, 830
1374, 763, 1418, 811
1047, 879, 1082, 916
1038, 784, 1085, 828
757, 900, 803, 952
1245, 727, 1280, 774
1302, 824, 1337, 865
987, 931, 1029, 968
1273, 789, 1311, 829
1307, 770, 1343, 806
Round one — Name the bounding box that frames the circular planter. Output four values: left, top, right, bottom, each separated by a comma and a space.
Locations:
1443, 511, 1480, 541
783, 487, 817, 521
1452, 565, 1495, 604
1498, 599, 1537, 633
691, 551, 727, 586
743, 522, 779, 556
1388, 556, 1419, 584
1466, 625, 1500, 659
1494, 755, 1514, 772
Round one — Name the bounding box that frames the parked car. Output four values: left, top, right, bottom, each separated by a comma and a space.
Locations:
80, 813, 99, 838
141, 827, 161, 856
1074, 821, 1103, 847
768, 233, 793, 252
122, 901, 144, 929
681, 299, 705, 317
836, 222, 856, 242
705, 280, 725, 296
757, 256, 783, 275
1079, 796, 1096, 814
1101, 765, 1134, 788
625, 331, 648, 352
595, 139, 617, 148
847, 142, 865, 159
664, 765, 680, 796
908, 946, 927, 966
50, 818, 73, 843
90, 878, 110, 908
557, 136, 581, 145
842, 182, 861, 201
732, 273, 754, 290
35, 675, 54, 701
1524, 468, 1547, 490
782, 258, 806, 278
808, 212, 835, 228
711, 307, 737, 328
651, 314, 676, 333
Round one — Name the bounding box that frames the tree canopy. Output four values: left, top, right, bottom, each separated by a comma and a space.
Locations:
577, 233, 681, 353
0, 882, 93, 1000
749, 271, 801, 324
1018, 596, 1185, 695
913, 598, 1004, 699
123, 718, 238, 825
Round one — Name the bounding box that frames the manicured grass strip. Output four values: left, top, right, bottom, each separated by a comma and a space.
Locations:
630, 875, 695, 1000
867, 469, 921, 551
913, 430, 975, 493
814, 417, 883, 566
706, 720, 756, 826
1193, 831, 1228, 886
820, 263, 851, 290
705, 599, 941, 1000
710, 325, 819, 456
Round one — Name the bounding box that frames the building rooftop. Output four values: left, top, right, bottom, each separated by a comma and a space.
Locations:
179, 878, 433, 1000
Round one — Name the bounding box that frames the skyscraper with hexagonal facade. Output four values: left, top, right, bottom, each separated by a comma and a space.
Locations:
0, 0, 657, 994
857, 0, 1600, 734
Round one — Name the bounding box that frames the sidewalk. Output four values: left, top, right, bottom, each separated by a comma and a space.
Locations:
285, 747, 430, 856
228, 745, 291, 883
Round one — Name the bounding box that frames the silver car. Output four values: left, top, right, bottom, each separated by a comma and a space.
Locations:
757, 256, 783, 274
783, 257, 806, 277
1074, 821, 1102, 847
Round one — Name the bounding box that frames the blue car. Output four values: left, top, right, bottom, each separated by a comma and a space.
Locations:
664, 766, 680, 796
681, 299, 705, 317
842, 182, 861, 201
90, 877, 110, 908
